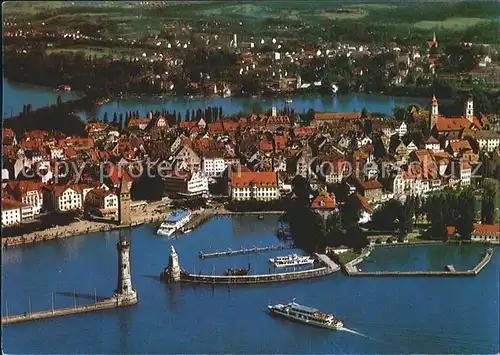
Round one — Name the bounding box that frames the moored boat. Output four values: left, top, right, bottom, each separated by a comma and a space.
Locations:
268, 299, 343, 330
269, 254, 314, 268
157, 210, 191, 237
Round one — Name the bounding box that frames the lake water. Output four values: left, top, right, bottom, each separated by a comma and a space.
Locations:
2, 215, 499, 354
2, 79, 82, 118
2, 78, 430, 121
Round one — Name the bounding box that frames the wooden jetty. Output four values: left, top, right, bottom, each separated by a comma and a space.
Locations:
199, 244, 295, 259
1, 297, 137, 325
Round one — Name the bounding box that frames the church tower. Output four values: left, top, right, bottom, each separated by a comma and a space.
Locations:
465, 94, 474, 122
118, 176, 131, 225
430, 94, 439, 130
114, 237, 138, 306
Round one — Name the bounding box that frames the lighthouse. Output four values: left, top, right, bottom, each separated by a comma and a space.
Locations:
113, 238, 138, 306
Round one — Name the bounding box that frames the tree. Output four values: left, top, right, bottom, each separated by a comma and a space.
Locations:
361, 107, 368, 119
185, 109, 190, 122
305, 109, 315, 124
177, 112, 182, 124
482, 178, 498, 224
119, 113, 123, 130
363, 119, 373, 136
456, 188, 475, 240
392, 105, 406, 121
57, 95, 62, 106
398, 196, 415, 239
340, 194, 361, 231
112, 112, 118, 124
103, 112, 109, 123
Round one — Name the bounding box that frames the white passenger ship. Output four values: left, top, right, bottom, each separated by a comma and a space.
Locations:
157, 210, 191, 237
268, 299, 343, 330
269, 254, 314, 268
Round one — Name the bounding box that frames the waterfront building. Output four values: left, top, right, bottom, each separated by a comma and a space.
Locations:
163, 170, 209, 198
470, 224, 500, 242
1, 198, 32, 226
85, 189, 119, 216
6, 180, 44, 216
43, 184, 83, 212
230, 171, 279, 201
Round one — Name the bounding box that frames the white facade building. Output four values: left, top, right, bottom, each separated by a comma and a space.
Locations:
475, 131, 500, 152
230, 172, 280, 201
2, 200, 22, 227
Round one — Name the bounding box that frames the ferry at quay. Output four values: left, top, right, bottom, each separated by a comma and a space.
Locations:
268, 299, 344, 330
269, 254, 314, 268
157, 210, 191, 237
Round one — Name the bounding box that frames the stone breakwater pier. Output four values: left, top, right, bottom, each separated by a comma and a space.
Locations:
161, 247, 340, 285
345, 248, 493, 277
1, 239, 138, 326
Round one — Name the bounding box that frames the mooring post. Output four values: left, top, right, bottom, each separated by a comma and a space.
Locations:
73, 290, 76, 309
51, 292, 54, 314
94, 288, 97, 305
28, 294, 32, 316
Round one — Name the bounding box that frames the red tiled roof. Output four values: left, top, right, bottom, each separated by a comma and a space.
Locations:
104, 164, 132, 186
449, 140, 472, 153
355, 193, 374, 213
179, 121, 197, 129
360, 180, 383, 190
1, 198, 27, 210
85, 122, 108, 132
314, 112, 361, 121
231, 171, 277, 188
222, 121, 240, 132
207, 122, 224, 133
3, 128, 15, 137
424, 136, 439, 144
472, 224, 500, 236
312, 193, 336, 209
274, 136, 287, 150
435, 117, 476, 132
259, 139, 273, 152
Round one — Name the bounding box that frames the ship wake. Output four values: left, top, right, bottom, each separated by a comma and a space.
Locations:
339, 327, 367, 337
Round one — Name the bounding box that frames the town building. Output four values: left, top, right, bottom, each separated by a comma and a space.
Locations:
230, 171, 279, 201
470, 224, 500, 242
163, 171, 209, 197
2, 199, 23, 227
43, 185, 83, 212
311, 193, 337, 221
475, 131, 500, 152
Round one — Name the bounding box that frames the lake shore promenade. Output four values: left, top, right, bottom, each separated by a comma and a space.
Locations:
1, 205, 284, 248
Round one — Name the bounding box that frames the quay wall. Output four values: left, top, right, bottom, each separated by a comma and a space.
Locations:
346, 248, 493, 277
1, 298, 137, 326
179, 266, 335, 284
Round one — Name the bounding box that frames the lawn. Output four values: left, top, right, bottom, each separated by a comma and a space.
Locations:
338, 251, 359, 265
413, 17, 489, 30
